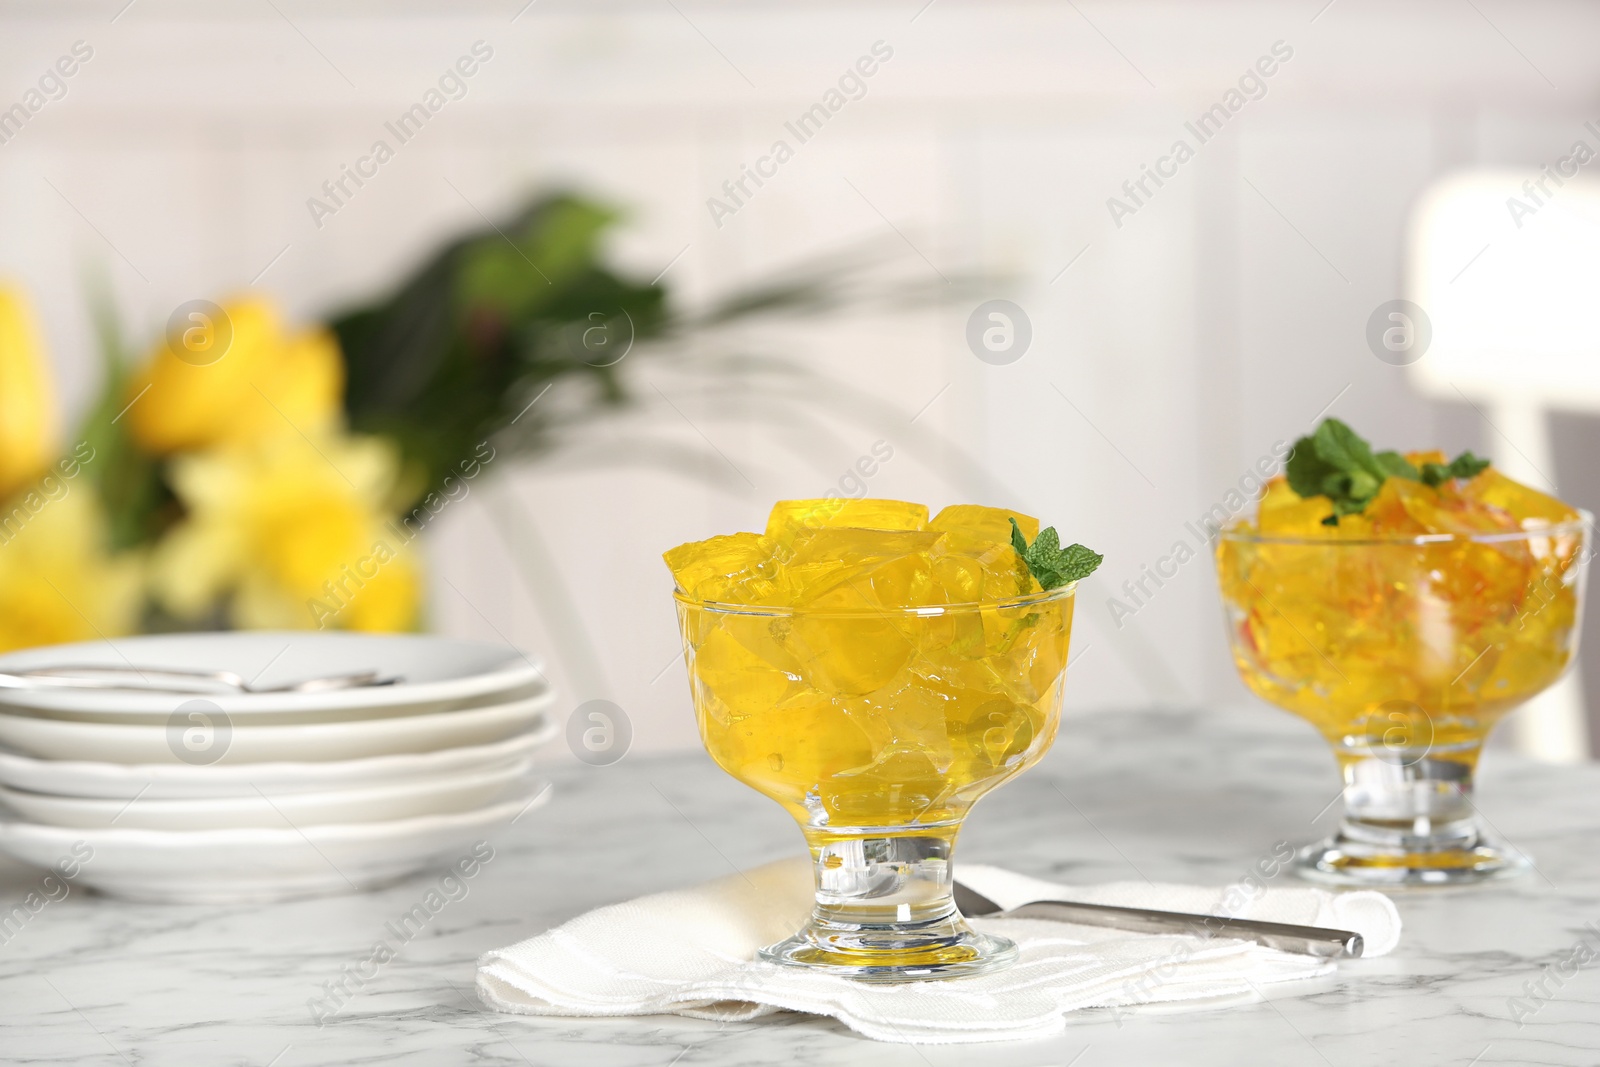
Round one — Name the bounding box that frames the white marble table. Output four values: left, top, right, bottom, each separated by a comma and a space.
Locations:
4, 705, 1599, 1066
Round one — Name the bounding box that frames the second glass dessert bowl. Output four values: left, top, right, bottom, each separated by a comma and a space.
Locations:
1216, 503, 1589, 886
675, 581, 1077, 981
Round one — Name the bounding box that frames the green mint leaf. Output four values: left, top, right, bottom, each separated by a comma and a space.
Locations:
1287, 420, 1390, 511
1448, 450, 1491, 481
1285, 433, 1335, 500
1420, 450, 1490, 487
1340, 469, 1381, 502
1427, 447, 1484, 486
1010, 518, 1103, 590
1312, 418, 1380, 478
1285, 419, 1494, 521
1048, 541, 1105, 583
1031, 526, 1061, 558
1374, 450, 1419, 481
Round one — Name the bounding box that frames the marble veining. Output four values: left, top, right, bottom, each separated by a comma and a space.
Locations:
3, 705, 1600, 1065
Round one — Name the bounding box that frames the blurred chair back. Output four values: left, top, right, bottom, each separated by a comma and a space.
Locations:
1408, 170, 1600, 762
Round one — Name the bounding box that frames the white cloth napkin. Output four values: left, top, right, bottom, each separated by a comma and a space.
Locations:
476, 858, 1400, 1045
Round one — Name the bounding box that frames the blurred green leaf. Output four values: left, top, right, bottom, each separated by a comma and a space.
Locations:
74, 275, 173, 551
331, 191, 974, 505
333, 192, 672, 495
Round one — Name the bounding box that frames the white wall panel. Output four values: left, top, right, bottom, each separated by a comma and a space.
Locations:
3, 0, 1599, 754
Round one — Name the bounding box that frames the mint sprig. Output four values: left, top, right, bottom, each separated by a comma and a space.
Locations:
1009, 519, 1102, 589
1286, 418, 1490, 525
1419, 451, 1491, 488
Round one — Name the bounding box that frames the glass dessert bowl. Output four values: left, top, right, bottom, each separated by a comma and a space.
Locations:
1216, 431, 1590, 886
668, 499, 1094, 980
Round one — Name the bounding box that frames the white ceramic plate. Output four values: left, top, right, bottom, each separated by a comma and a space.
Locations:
0, 691, 555, 763
0, 720, 561, 799
0, 760, 537, 830
0, 632, 546, 717
0, 786, 552, 903
4, 682, 549, 726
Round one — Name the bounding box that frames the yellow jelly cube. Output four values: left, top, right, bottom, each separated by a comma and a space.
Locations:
929, 505, 1039, 545
765, 498, 929, 547
663, 532, 780, 603
931, 553, 985, 604
1459, 468, 1581, 528
699, 689, 886, 820
785, 528, 943, 608
934, 542, 1037, 603
691, 623, 795, 717
1256, 476, 1337, 536
1363, 479, 1435, 537
928, 505, 1039, 603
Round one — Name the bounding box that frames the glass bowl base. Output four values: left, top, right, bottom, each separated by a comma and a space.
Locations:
1291, 836, 1532, 887
759, 925, 1017, 983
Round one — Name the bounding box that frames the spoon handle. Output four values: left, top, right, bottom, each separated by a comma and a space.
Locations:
1002, 899, 1363, 958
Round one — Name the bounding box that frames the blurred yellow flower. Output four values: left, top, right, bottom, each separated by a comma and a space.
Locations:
0, 284, 58, 501
0, 486, 141, 653
124, 296, 344, 454
152, 432, 421, 632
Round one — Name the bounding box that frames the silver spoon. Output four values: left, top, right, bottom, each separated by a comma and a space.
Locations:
953, 881, 1363, 959
0, 666, 400, 695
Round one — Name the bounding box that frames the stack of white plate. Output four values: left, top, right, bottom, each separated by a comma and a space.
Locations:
0, 632, 557, 903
